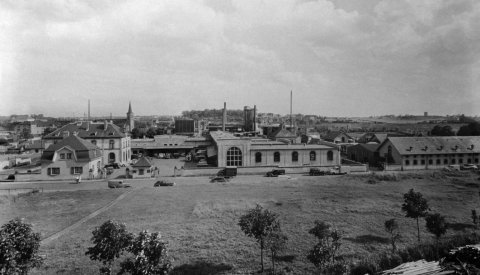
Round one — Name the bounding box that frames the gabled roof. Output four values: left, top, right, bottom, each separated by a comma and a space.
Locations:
44, 121, 126, 139
351, 143, 380, 152
132, 157, 152, 167
41, 135, 101, 161
25, 140, 46, 150
379, 136, 480, 155
323, 131, 352, 142
270, 128, 296, 139
372, 133, 388, 143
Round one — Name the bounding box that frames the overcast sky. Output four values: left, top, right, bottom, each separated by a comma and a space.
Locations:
1, 0, 479, 117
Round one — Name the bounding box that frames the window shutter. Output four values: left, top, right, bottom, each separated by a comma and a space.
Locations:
48, 168, 51, 175
71, 167, 74, 174
79, 167, 83, 174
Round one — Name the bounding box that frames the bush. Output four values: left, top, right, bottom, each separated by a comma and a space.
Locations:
350, 260, 377, 275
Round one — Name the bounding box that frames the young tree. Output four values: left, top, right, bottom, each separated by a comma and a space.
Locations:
425, 213, 448, 257
0, 218, 42, 274
307, 221, 342, 271
264, 230, 288, 275
119, 231, 172, 275
85, 220, 133, 275
238, 204, 280, 272
384, 219, 401, 253
402, 189, 429, 242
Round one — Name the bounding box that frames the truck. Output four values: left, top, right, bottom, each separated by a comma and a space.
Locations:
217, 166, 237, 178
266, 169, 286, 177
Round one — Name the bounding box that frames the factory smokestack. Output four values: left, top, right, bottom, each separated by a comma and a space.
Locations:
222, 102, 226, 131
253, 105, 257, 133
88, 99, 91, 121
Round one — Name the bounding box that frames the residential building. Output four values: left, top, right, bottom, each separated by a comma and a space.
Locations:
43, 121, 131, 165
346, 143, 380, 166
130, 157, 154, 178
40, 135, 103, 180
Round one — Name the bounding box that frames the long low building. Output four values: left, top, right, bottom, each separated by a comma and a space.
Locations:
377, 136, 480, 171
209, 131, 341, 168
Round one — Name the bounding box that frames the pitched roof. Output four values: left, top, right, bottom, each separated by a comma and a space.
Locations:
356, 143, 380, 152
323, 131, 352, 142
41, 135, 101, 161
132, 157, 152, 167
381, 136, 480, 155
44, 121, 126, 139
25, 140, 46, 150
270, 128, 296, 139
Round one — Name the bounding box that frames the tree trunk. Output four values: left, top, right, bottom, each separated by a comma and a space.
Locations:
272, 250, 275, 275
260, 240, 264, 272
416, 218, 421, 242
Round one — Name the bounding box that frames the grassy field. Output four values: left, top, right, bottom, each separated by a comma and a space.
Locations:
2, 172, 480, 274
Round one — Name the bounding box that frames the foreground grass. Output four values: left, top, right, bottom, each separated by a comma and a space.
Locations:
3, 172, 480, 274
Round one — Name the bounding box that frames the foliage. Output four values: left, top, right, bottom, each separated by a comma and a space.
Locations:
145, 128, 157, 138
441, 246, 480, 274
457, 121, 480, 136
131, 128, 145, 139
119, 231, 172, 275
472, 209, 479, 229
85, 220, 133, 275
238, 204, 280, 272
0, 218, 42, 275
384, 219, 401, 253
425, 213, 447, 240
401, 189, 429, 242
307, 221, 342, 271
350, 232, 480, 273
264, 230, 288, 275
0, 138, 8, 146
430, 125, 455, 136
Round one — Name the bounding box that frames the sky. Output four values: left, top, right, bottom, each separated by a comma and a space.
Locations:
1, 0, 480, 117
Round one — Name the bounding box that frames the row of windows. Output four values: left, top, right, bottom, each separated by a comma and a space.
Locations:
225, 147, 336, 166
59, 153, 72, 160
406, 154, 480, 158
91, 140, 116, 149
405, 158, 480, 165
47, 167, 84, 175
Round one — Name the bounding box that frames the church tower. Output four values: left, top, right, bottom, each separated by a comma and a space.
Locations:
126, 101, 134, 132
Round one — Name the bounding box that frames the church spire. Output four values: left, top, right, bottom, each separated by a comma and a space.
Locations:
128, 101, 132, 114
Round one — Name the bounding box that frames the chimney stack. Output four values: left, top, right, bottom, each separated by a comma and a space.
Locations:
222, 102, 226, 131
88, 99, 90, 122
253, 105, 257, 132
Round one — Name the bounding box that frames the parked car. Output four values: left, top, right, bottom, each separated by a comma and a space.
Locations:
210, 176, 229, 183
197, 159, 208, 167
105, 163, 120, 169
309, 168, 326, 176
154, 180, 175, 187
461, 164, 478, 170
217, 166, 237, 178
108, 180, 131, 188
266, 169, 286, 177
326, 166, 346, 175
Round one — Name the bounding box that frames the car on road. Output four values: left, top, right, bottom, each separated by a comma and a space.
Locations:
108, 180, 131, 188
266, 169, 286, 177
154, 180, 175, 187
309, 168, 326, 176
326, 166, 346, 175
217, 166, 237, 178
461, 164, 478, 170
210, 176, 229, 183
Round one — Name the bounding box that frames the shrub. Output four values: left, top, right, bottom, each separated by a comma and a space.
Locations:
0, 218, 43, 274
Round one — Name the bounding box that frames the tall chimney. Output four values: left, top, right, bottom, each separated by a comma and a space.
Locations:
290, 90, 293, 132
222, 102, 226, 131
253, 105, 257, 132
88, 99, 91, 122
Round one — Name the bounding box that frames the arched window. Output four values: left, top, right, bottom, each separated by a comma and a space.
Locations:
327, 151, 334, 161
292, 151, 298, 162
109, 140, 114, 149
310, 151, 316, 161
255, 152, 262, 163
274, 152, 280, 162
226, 147, 242, 166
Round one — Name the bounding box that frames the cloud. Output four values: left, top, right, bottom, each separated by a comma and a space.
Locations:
1, 0, 479, 117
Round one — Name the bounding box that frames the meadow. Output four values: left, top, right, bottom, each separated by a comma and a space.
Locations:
1, 171, 480, 274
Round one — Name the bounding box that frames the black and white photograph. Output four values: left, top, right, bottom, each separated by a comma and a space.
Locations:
1, 0, 480, 274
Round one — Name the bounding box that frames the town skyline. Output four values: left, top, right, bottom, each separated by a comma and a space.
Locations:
1, 0, 479, 117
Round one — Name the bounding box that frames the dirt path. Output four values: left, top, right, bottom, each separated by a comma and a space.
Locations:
41, 189, 135, 246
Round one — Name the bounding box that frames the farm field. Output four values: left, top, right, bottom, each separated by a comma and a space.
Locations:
1, 172, 480, 274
